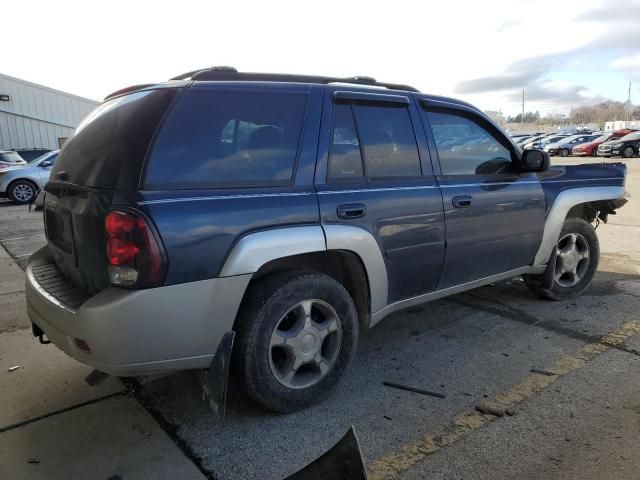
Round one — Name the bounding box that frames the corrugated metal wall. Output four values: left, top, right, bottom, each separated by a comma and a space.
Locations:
0, 73, 98, 150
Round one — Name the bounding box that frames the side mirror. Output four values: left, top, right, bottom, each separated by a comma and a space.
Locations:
519, 149, 549, 172
40, 160, 53, 168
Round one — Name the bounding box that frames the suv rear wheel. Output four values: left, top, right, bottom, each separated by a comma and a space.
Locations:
233, 272, 358, 412
525, 217, 599, 300
8, 180, 37, 204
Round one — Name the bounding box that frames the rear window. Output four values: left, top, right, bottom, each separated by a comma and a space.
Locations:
0, 152, 24, 164
143, 89, 308, 189
51, 89, 177, 189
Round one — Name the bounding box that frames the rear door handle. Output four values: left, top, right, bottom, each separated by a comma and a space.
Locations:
337, 203, 367, 219
452, 195, 472, 208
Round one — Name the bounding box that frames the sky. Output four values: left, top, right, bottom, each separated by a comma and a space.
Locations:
2, 0, 639, 117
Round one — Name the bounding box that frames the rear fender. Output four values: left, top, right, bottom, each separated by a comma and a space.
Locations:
219, 225, 388, 315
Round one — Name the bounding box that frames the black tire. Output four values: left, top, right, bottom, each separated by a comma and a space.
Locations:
8, 180, 38, 204
232, 271, 358, 413
622, 146, 635, 158
525, 217, 599, 300
561, 148, 570, 157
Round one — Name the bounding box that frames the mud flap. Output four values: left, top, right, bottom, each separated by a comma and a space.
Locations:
284, 426, 368, 480
524, 247, 557, 290
200, 331, 235, 422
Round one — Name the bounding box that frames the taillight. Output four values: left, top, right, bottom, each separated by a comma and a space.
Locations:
105, 210, 166, 288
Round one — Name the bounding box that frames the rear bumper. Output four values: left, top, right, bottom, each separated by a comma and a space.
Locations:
26, 246, 251, 376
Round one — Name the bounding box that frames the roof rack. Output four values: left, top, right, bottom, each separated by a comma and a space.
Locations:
169, 66, 419, 92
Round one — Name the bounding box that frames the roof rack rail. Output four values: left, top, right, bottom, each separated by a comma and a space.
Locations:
169, 67, 419, 92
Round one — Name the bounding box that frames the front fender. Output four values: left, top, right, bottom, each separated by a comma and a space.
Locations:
533, 186, 626, 266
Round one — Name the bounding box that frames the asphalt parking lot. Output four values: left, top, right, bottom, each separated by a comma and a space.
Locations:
1, 156, 639, 480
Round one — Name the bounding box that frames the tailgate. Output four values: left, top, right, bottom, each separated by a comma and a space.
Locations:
44, 184, 112, 295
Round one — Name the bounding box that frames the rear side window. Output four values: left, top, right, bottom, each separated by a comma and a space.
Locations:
51, 89, 177, 189
328, 104, 363, 179
144, 89, 308, 189
427, 110, 513, 175
328, 102, 421, 180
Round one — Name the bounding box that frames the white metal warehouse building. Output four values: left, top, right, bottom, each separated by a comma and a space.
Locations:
0, 73, 98, 151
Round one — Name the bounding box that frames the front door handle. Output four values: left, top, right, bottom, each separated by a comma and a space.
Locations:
337, 203, 367, 219
452, 195, 473, 208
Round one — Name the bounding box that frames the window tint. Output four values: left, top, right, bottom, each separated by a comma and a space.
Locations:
427, 111, 512, 175
328, 104, 363, 179
145, 90, 308, 189
353, 104, 421, 178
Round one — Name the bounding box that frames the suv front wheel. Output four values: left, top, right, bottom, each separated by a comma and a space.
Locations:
525, 217, 599, 300
233, 272, 359, 412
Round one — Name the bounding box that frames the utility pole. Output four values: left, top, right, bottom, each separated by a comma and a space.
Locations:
570, 104, 573, 125
627, 81, 632, 122
521, 89, 525, 129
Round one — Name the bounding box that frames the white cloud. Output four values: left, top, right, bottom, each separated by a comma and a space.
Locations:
0, 0, 631, 116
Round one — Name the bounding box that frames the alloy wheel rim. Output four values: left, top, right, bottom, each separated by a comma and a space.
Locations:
624, 147, 633, 158
269, 299, 342, 389
14, 184, 34, 202
554, 232, 590, 288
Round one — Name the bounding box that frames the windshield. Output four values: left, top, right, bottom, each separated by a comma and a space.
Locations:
594, 134, 611, 142
28, 151, 56, 164
0, 152, 25, 164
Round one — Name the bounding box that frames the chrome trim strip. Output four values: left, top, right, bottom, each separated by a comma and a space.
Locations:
533, 186, 626, 265
26, 265, 77, 315
323, 224, 388, 314
371, 266, 544, 325
219, 226, 326, 277
138, 178, 623, 204
138, 192, 315, 205
317, 186, 438, 195
439, 178, 622, 188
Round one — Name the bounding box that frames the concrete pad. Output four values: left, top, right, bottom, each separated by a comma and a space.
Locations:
398, 349, 640, 480
0, 291, 30, 333
0, 396, 206, 480
2, 236, 46, 263
0, 254, 25, 295
139, 304, 583, 480
0, 329, 124, 430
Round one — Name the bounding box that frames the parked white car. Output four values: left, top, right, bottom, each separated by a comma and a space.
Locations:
0, 150, 59, 204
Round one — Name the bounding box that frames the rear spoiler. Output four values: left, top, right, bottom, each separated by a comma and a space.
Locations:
104, 83, 156, 101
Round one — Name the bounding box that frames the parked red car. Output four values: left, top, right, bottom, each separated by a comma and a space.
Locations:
573, 129, 635, 156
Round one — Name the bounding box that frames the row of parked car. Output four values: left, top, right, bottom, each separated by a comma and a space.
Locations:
0, 149, 58, 204
510, 129, 640, 158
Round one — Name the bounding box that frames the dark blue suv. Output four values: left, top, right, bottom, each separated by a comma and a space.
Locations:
26, 68, 627, 413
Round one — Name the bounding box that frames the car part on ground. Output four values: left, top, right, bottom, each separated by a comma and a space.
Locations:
284, 427, 368, 479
